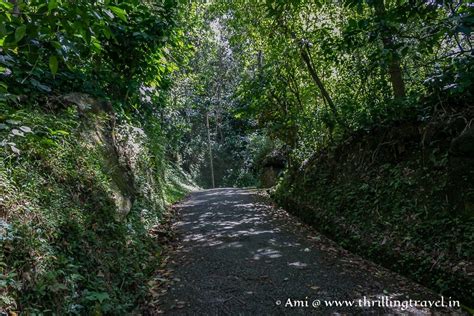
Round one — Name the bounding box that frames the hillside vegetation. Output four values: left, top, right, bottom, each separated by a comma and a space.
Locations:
275, 110, 474, 305
1, 99, 195, 313
1, 0, 195, 313
1, 0, 473, 313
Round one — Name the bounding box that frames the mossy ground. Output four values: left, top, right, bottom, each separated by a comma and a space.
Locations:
0, 105, 195, 314
274, 131, 474, 308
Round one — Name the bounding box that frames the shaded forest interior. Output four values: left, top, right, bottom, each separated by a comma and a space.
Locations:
0, 0, 473, 314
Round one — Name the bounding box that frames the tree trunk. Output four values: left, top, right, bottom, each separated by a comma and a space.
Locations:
278, 20, 345, 127
387, 55, 406, 98
206, 112, 215, 188
373, 0, 406, 98
300, 45, 347, 128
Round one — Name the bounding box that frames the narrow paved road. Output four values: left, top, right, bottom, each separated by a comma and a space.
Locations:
157, 189, 463, 315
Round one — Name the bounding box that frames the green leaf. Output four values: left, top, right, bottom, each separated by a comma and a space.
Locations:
51, 41, 62, 50
48, 0, 58, 12
49, 56, 58, 76
39, 138, 58, 148
0, 2, 13, 11
50, 130, 69, 136
30, 78, 51, 92
108, 6, 127, 22
14, 25, 27, 43
91, 37, 102, 53
85, 291, 110, 303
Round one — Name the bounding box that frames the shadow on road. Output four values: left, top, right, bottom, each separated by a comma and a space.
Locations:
156, 188, 464, 315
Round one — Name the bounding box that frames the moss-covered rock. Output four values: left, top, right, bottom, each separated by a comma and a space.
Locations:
0, 99, 196, 314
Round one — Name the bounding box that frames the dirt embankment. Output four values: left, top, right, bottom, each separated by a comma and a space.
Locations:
275, 106, 474, 307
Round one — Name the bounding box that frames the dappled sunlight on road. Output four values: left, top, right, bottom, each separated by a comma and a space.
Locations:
158, 188, 465, 315
175, 190, 290, 257
253, 248, 282, 260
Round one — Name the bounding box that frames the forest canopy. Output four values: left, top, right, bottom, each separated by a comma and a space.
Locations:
1, 0, 473, 313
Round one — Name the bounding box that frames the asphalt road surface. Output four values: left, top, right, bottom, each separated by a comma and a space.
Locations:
157, 188, 464, 315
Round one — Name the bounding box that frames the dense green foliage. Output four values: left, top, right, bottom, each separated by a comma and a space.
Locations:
164, 0, 472, 187
213, 0, 472, 156
1, 0, 196, 313
0, 0, 186, 113
173, 0, 474, 307
275, 120, 474, 305
0, 103, 194, 313
1, 0, 473, 312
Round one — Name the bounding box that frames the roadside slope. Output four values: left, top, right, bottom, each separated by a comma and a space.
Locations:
1, 101, 195, 314
274, 114, 474, 308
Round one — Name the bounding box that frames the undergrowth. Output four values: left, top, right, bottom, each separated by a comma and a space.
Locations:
274, 124, 474, 308
0, 104, 194, 314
